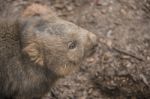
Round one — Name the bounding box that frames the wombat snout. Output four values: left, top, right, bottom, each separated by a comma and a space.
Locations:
86, 33, 98, 56
89, 33, 98, 49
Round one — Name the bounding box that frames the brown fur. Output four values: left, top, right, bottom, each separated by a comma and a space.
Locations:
0, 4, 97, 99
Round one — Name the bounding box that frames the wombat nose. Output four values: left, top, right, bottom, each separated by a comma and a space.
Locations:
88, 33, 98, 48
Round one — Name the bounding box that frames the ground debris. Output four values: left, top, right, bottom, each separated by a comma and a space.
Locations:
1, 0, 150, 99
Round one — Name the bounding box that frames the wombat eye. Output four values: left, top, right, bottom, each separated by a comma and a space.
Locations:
68, 41, 77, 49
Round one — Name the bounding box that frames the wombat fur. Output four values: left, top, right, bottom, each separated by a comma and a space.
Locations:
0, 4, 98, 99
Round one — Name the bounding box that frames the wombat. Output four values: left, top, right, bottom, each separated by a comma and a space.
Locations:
0, 4, 98, 99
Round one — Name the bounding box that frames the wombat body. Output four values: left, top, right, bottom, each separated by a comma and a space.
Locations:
0, 4, 97, 99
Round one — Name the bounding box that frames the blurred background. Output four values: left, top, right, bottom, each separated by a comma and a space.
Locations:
0, 0, 150, 99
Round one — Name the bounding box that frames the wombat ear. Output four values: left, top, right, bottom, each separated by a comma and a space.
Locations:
23, 43, 44, 66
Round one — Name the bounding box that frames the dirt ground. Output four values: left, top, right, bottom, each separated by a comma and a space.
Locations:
1, 0, 150, 99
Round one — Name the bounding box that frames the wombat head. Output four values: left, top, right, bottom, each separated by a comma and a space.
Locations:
21, 4, 98, 77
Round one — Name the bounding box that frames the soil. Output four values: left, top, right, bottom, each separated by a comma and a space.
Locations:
1, 0, 150, 99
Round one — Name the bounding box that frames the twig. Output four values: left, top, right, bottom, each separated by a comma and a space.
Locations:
98, 35, 145, 62
112, 47, 145, 61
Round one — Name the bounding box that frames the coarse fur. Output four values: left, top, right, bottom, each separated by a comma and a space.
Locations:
0, 4, 98, 99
